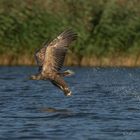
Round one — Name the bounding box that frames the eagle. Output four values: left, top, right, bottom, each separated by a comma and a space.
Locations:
30, 29, 77, 96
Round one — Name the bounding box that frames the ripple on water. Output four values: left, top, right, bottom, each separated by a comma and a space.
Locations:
0, 67, 140, 140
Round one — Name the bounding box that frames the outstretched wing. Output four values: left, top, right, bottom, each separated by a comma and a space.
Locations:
35, 46, 46, 66
42, 29, 77, 73
34, 41, 49, 71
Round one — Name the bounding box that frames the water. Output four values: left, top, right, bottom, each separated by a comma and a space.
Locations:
0, 66, 140, 140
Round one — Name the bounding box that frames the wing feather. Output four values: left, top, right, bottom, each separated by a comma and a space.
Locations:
34, 39, 50, 66
35, 47, 46, 66
42, 29, 77, 73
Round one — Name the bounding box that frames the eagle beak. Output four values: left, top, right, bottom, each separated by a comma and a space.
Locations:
29, 75, 36, 80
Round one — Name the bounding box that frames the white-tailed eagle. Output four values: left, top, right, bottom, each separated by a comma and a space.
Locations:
30, 29, 77, 96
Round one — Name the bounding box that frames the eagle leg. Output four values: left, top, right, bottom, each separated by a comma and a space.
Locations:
51, 76, 72, 96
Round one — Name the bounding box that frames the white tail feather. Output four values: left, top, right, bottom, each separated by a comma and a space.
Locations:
64, 70, 75, 76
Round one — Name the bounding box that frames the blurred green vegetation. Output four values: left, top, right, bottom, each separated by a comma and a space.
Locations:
0, 0, 140, 61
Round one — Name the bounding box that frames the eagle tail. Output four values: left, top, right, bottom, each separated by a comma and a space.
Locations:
57, 70, 75, 77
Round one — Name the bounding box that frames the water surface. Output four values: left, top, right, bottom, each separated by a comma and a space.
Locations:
0, 66, 140, 140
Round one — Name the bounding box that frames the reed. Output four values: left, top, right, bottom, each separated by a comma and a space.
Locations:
0, 0, 140, 66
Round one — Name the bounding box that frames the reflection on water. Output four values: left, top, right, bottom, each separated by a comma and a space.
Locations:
40, 107, 73, 114
0, 66, 140, 139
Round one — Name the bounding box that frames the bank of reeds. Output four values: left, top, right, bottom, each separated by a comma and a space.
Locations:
0, 0, 140, 66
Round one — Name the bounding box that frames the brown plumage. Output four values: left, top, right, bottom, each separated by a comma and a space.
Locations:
30, 29, 77, 96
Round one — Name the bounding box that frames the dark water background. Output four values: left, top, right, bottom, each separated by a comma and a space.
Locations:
0, 66, 140, 140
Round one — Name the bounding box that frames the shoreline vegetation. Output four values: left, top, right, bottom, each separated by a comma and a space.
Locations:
0, 0, 140, 67
0, 54, 140, 67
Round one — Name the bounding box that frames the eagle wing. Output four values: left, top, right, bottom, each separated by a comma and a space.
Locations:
42, 29, 77, 73
35, 46, 46, 66
34, 41, 49, 71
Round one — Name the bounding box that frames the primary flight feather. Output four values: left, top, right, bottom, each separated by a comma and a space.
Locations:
30, 29, 77, 96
